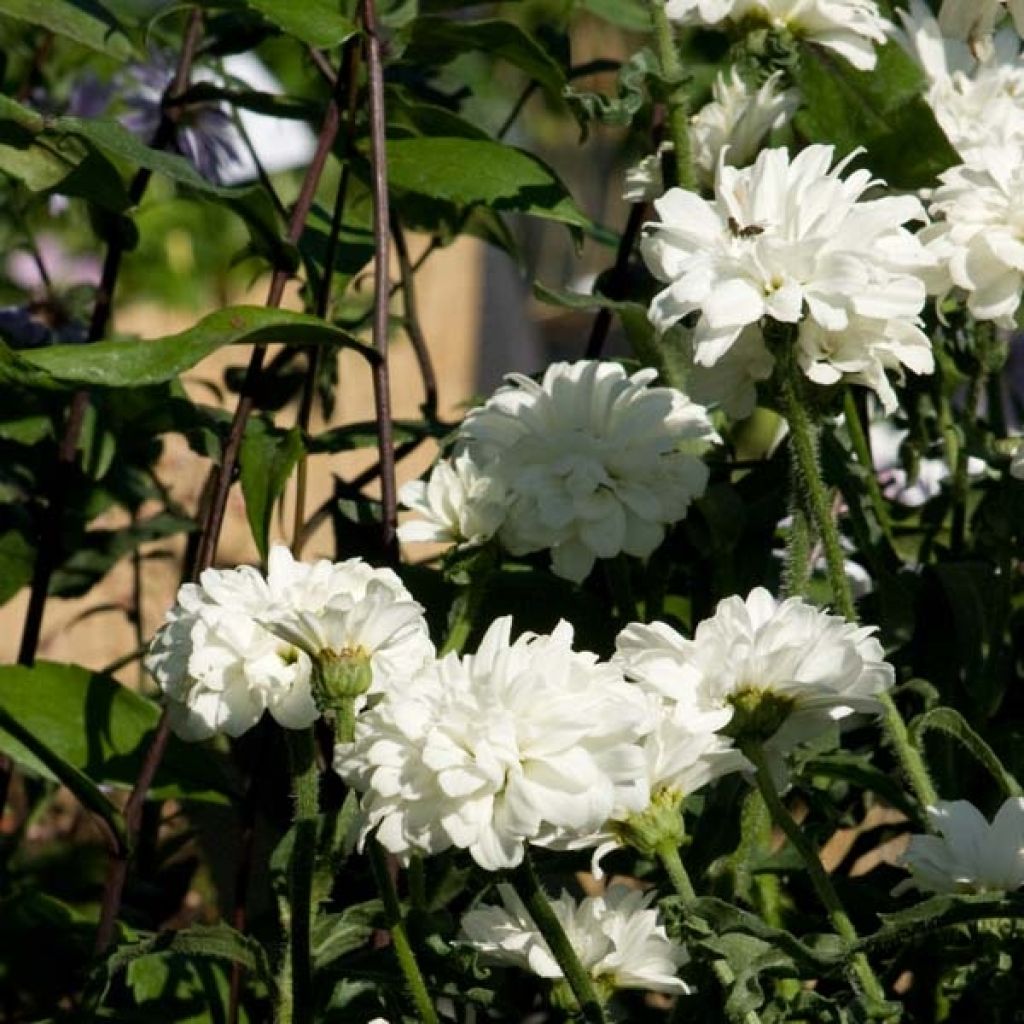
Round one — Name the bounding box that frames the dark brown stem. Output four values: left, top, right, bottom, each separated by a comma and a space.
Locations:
362, 0, 398, 559
392, 218, 438, 419
584, 201, 647, 360
93, 30, 346, 958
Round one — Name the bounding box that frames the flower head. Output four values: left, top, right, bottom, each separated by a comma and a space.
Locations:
397, 451, 507, 550
642, 144, 934, 406
897, 798, 1024, 894
456, 360, 717, 583
146, 572, 317, 741
615, 588, 894, 772
334, 616, 653, 870
460, 884, 689, 996
667, 0, 891, 71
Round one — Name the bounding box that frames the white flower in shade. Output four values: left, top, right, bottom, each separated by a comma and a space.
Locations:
397, 451, 507, 550
200, 545, 434, 695
897, 798, 1024, 894
146, 574, 317, 741
460, 884, 689, 996
921, 155, 1024, 326
642, 145, 934, 388
456, 360, 718, 583
691, 70, 798, 186
666, 0, 890, 71
334, 617, 653, 870
614, 588, 894, 772
796, 314, 935, 413
623, 143, 672, 204
684, 322, 774, 419
938, 0, 1024, 54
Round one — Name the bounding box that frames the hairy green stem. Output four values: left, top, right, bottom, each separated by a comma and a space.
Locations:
657, 842, 697, 901
783, 491, 813, 599
368, 840, 440, 1024
280, 729, 319, 1024
651, 1, 695, 191
781, 360, 938, 815
951, 322, 992, 557
744, 744, 887, 1004
515, 852, 608, 1024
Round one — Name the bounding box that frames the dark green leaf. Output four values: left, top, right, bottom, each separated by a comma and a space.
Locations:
0, 0, 136, 59
0, 527, 34, 605
794, 41, 959, 188
244, 0, 357, 47
381, 137, 596, 237
13, 306, 377, 389
239, 418, 304, 561
576, 0, 651, 30
400, 17, 566, 98
0, 661, 235, 803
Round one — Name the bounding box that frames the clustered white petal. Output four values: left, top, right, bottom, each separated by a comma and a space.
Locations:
642, 144, 935, 411
691, 69, 798, 186
400, 360, 718, 583
666, 0, 891, 71
334, 616, 654, 870
897, 798, 1024, 894
460, 884, 690, 995
146, 545, 433, 740
615, 587, 894, 777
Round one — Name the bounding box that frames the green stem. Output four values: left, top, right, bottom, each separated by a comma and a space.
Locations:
279, 728, 319, 1024
515, 852, 608, 1024
439, 563, 491, 656
651, 1, 695, 191
951, 322, 992, 557
778, 363, 854, 620
335, 699, 357, 746
744, 744, 886, 1004
782, 360, 938, 817
783, 487, 813, 599
842, 388, 893, 546
368, 841, 439, 1024
657, 842, 697, 901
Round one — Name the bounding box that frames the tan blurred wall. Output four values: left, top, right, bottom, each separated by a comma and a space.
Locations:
0, 234, 483, 679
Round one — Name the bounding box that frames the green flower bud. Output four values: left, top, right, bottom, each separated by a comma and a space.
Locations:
613, 787, 686, 859
724, 687, 795, 744
312, 646, 372, 716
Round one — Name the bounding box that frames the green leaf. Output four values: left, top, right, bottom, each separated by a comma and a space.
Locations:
400, 17, 567, 98
0, 527, 35, 605
909, 706, 1023, 799
313, 899, 381, 969
0, 699, 128, 853
0, 0, 136, 59
381, 137, 596, 238
0, 661, 235, 803
13, 306, 378, 389
866, 893, 1024, 954
244, 0, 357, 47
794, 41, 959, 188
239, 418, 304, 561
101, 922, 275, 997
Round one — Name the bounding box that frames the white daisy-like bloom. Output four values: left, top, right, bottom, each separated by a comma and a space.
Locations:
334, 616, 654, 871
456, 360, 718, 584
796, 313, 935, 413
896, 798, 1024, 894
397, 451, 508, 550
937, 0, 1024, 55
460, 884, 690, 996
614, 588, 894, 775
200, 545, 435, 694
666, 0, 891, 71
691, 69, 799, 187
623, 143, 672, 204
146, 572, 317, 741
642, 145, 935, 404
920, 153, 1024, 326
894, 0, 1024, 167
